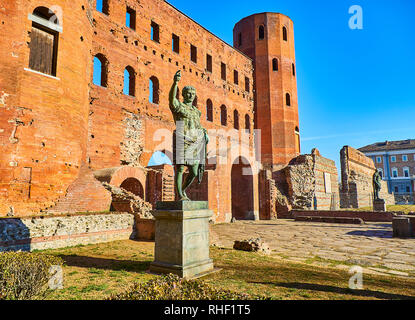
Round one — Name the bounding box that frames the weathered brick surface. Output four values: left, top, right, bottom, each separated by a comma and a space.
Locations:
340, 146, 395, 208
0, 0, 94, 216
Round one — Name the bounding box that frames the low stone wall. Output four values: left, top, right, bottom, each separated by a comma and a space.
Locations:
0, 213, 136, 251
295, 216, 364, 225
291, 210, 397, 222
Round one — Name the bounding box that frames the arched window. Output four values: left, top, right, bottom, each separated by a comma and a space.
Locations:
192, 95, 198, 107
282, 26, 288, 41
206, 99, 213, 122
233, 110, 239, 130
93, 54, 108, 87
149, 76, 160, 104
272, 58, 278, 71
220, 105, 227, 126
258, 25, 265, 40
245, 114, 251, 133
28, 7, 61, 76
295, 126, 300, 153
292, 63, 296, 76
286, 93, 291, 106
124, 66, 135, 96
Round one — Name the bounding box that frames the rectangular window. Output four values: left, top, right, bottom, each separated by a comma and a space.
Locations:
97, 0, 109, 15
394, 186, 399, 193
126, 7, 136, 30
172, 34, 179, 53
234, 70, 239, 85
190, 44, 197, 63
376, 156, 382, 163
391, 156, 396, 163
404, 168, 410, 177
206, 54, 212, 73
221, 62, 226, 81
392, 169, 398, 178
151, 21, 160, 43
402, 155, 408, 162
245, 77, 250, 92
29, 24, 59, 76
407, 186, 411, 193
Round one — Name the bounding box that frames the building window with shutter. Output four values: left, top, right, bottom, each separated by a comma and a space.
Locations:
28, 7, 62, 77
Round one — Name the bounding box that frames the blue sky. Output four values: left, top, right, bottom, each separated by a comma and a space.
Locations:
165, 0, 415, 171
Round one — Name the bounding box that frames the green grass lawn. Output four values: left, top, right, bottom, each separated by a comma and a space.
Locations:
387, 205, 415, 214
41, 240, 415, 300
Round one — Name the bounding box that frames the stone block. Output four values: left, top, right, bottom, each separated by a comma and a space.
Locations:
393, 217, 412, 238
150, 201, 214, 279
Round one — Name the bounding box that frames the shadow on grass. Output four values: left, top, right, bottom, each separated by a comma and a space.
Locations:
248, 281, 415, 300
58, 255, 152, 273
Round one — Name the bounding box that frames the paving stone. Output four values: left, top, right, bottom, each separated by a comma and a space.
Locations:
383, 263, 415, 272
211, 220, 415, 278
387, 270, 409, 277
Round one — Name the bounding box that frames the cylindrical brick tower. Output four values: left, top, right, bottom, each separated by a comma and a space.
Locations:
234, 13, 300, 169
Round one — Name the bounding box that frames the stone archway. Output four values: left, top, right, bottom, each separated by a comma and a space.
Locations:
231, 156, 254, 220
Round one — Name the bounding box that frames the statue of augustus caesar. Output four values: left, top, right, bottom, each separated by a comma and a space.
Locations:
169, 70, 209, 201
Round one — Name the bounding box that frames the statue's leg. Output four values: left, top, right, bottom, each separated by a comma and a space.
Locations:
182, 165, 198, 195
176, 165, 186, 200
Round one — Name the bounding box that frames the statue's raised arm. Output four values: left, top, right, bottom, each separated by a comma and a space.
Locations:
169, 70, 181, 111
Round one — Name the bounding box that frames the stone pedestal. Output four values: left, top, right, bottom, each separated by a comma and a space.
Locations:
373, 199, 386, 212
150, 201, 214, 279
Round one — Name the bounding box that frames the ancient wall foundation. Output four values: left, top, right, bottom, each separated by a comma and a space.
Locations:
340, 146, 395, 208
273, 149, 340, 215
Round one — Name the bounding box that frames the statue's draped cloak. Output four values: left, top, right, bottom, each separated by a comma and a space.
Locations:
171, 102, 207, 167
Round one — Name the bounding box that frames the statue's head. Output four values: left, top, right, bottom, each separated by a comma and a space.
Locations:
182, 86, 196, 104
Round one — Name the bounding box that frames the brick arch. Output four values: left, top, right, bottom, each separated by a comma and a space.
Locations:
109, 167, 147, 193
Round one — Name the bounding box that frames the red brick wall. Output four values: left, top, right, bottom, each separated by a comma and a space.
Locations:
0, 0, 94, 216
86, 0, 259, 222
1, 0, 262, 221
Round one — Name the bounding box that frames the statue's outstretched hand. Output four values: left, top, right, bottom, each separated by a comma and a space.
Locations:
174, 70, 181, 83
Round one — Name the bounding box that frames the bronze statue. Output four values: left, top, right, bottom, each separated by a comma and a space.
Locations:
169, 70, 209, 201
373, 169, 382, 200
